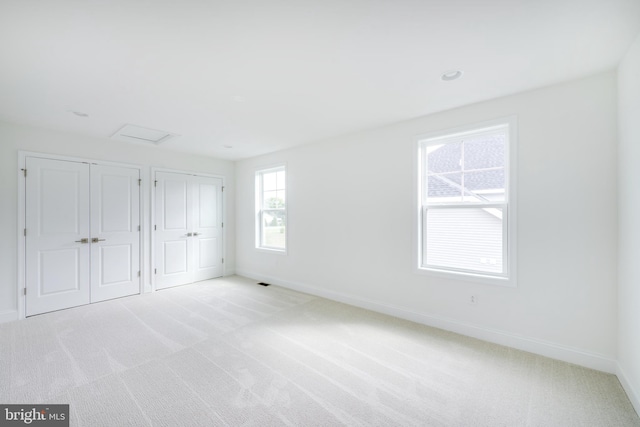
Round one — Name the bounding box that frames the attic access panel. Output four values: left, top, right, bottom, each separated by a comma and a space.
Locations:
111, 124, 177, 145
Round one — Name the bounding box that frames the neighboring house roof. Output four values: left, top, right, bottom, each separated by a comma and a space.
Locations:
427, 134, 505, 199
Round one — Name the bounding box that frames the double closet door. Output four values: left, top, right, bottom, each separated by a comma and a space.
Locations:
154, 171, 223, 289
25, 157, 140, 316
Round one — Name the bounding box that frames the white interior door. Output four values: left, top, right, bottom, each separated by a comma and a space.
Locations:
154, 172, 223, 289
193, 176, 223, 282
25, 157, 142, 316
25, 158, 91, 316
155, 172, 194, 289
90, 165, 141, 302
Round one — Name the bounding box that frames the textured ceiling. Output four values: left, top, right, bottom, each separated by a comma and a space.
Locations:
1, 0, 639, 160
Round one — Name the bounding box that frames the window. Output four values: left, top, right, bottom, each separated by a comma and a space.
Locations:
417, 119, 515, 283
256, 165, 287, 251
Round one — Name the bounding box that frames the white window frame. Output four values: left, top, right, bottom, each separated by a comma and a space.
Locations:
255, 164, 287, 253
415, 117, 517, 287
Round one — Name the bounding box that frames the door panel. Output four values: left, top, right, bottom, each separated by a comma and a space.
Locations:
38, 249, 81, 294
155, 172, 223, 288
40, 168, 82, 234
197, 182, 217, 228
90, 165, 140, 302
100, 174, 132, 232
197, 238, 218, 268
100, 245, 132, 285
164, 179, 189, 230
26, 158, 91, 316
164, 240, 189, 274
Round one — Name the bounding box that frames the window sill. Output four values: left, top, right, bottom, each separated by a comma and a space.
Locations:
416, 266, 516, 288
255, 247, 287, 255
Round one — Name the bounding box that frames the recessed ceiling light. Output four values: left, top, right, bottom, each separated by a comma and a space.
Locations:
441, 70, 464, 81
69, 110, 89, 117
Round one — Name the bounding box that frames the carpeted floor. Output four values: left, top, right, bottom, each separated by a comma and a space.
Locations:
0, 275, 638, 426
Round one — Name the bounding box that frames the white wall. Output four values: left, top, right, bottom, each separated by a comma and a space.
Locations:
236, 72, 619, 372
0, 121, 235, 321
618, 32, 640, 413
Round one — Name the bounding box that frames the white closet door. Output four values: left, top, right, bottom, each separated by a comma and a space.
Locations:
25, 158, 91, 316
192, 176, 223, 282
154, 172, 223, 289
90, 164, 141, 302
155, 172, 194, 289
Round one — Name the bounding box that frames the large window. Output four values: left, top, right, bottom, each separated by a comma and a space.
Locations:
256, 165, 287, 251
418, 119, 515, 283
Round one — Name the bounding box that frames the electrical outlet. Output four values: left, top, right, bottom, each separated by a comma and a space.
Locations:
470, 295, 478, 305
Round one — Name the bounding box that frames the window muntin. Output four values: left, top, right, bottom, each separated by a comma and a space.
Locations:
256, 166, 286, 251
419, 124, 511, 279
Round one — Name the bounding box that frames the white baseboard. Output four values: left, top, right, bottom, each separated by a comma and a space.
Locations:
0, 309, 18, 324
236, 269, 617, 374
617, 363, 640, 416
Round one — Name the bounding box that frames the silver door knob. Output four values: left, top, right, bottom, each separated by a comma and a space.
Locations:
186, 232, 193, 237
75, 238, 89, 244
91, 238, 106, 243
193, 232, 200, 236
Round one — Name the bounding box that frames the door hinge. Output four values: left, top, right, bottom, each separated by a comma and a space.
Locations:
138, 271, 141, 277
138, 225, 140, 231
154, 180, 158, 187
222, 186, 225, 192
221, 222, 224, 228
154, 225, 157, 231
23, 288, 26, 296
23, 228, 26, 237
222, 258, 224, 264
138, 178, 142, 186
22, 169, 27, 177
154, 268, 157, 275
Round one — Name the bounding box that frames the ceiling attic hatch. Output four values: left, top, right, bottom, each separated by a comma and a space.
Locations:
111, 124, 177, 145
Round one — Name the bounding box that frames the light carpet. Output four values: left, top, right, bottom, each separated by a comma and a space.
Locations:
0, 275, 638, 426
